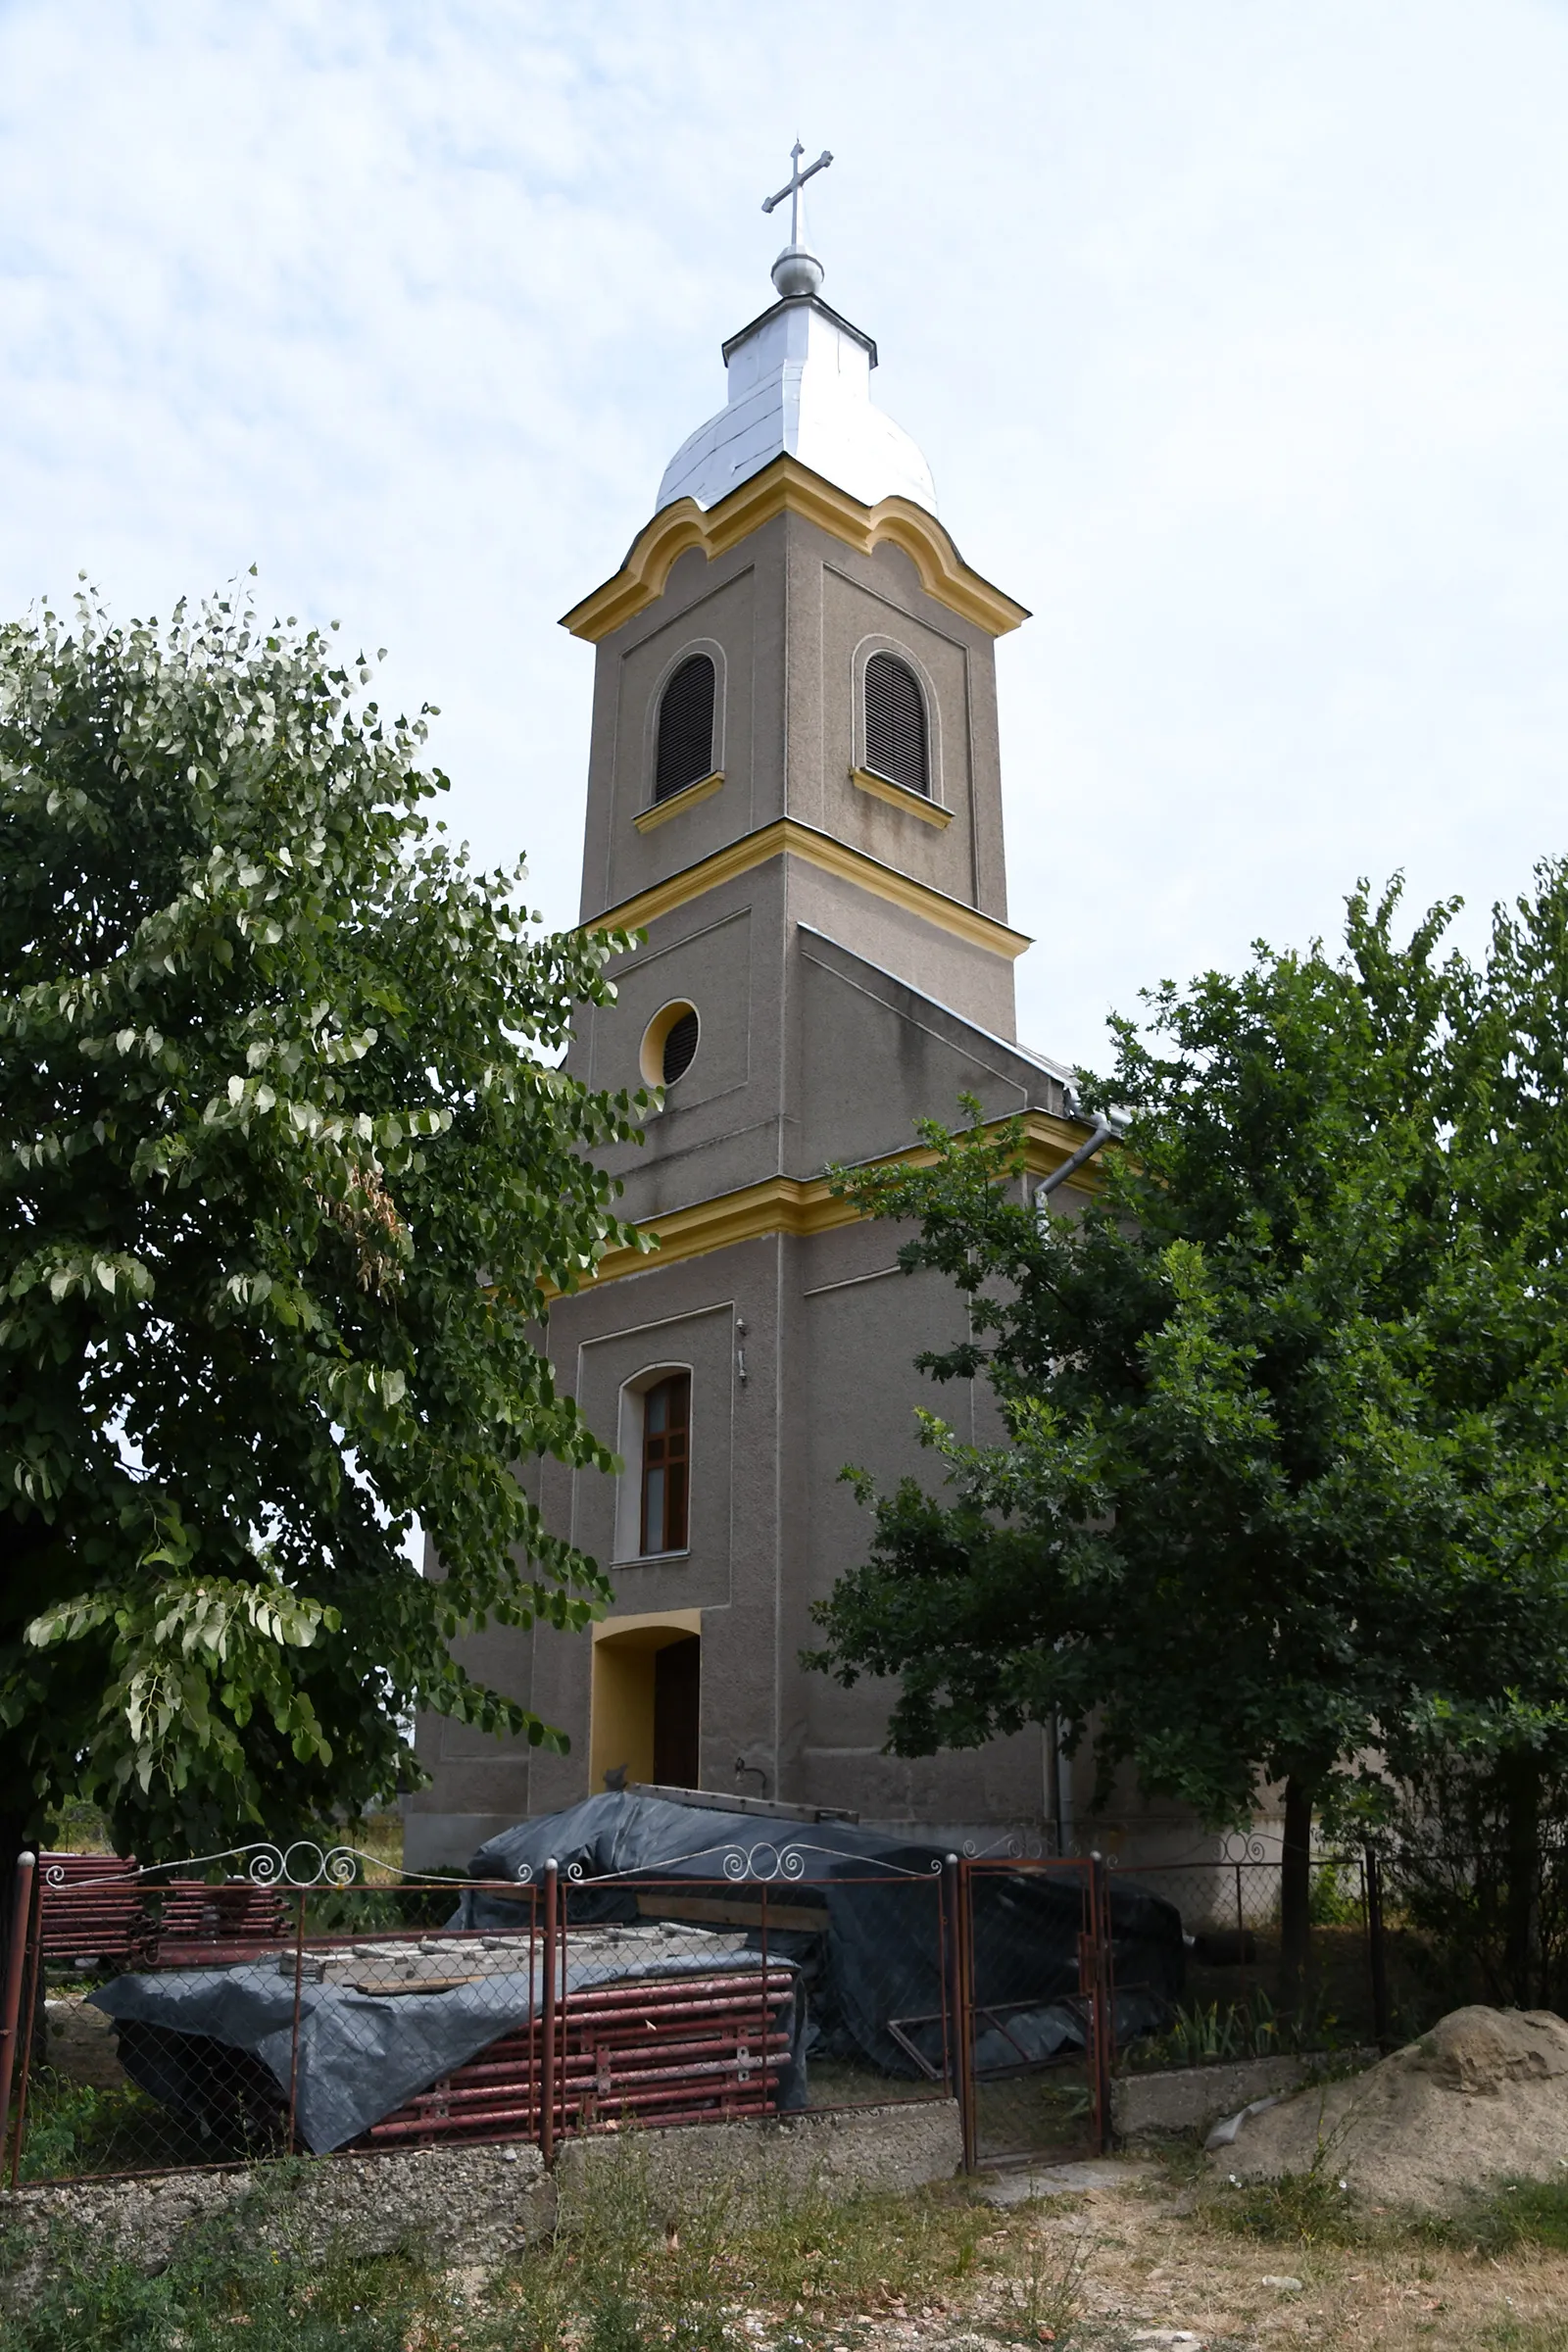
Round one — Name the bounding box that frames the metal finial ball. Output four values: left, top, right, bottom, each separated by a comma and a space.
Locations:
772, 246, 824, 298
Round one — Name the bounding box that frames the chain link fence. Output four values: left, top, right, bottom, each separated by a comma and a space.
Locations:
4, 1843, 969, 2187
20, 1834, 1502, 2185
1104, 1851, 1387, 2069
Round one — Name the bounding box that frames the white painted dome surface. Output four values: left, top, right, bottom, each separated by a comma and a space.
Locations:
658, 297, 938, 518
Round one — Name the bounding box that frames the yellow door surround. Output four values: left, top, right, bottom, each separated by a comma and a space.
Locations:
589, 1611, 703, 1798
592, 1609, 703, 1646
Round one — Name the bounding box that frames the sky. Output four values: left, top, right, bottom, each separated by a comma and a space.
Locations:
3, 1, 1568, 1075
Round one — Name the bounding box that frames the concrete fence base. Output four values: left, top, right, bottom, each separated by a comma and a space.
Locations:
0, 2098, 962, 2304
557, 2098, 963, 2220
0, 2142, 556, 2305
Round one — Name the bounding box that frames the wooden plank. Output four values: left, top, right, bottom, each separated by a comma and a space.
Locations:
634, 1893, 825, 1935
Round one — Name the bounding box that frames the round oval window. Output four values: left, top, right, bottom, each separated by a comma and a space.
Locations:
640, 1002, 700, 1092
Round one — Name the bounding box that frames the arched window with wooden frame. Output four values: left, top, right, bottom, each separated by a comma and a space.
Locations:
862, 651, 929, 797
639, 1372, 691, 1554
654, 655, 716, 803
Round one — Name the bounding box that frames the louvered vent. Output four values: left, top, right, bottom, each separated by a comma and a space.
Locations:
654, 655, 716, 802
863, 653, 928, 796
662, 1009, 700, 1086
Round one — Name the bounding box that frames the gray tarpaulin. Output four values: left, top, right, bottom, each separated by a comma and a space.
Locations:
90, 1945, 800, 2154
457, 1793, 1186, 2079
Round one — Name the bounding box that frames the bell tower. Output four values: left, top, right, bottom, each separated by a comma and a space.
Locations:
405, 156, 1102, 1869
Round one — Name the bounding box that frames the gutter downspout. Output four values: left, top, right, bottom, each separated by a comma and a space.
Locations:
1037, 1114, 1115, 1200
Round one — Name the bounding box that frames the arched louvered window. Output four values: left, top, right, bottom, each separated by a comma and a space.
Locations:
654, 654, 716, 803
863, 652, 929, 797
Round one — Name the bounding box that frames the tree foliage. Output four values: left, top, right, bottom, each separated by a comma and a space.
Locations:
0, 588, 649, 1855
808, 875, 1568, 1978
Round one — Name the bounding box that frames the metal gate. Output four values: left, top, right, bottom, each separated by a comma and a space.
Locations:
953, 1854, 1112, 2168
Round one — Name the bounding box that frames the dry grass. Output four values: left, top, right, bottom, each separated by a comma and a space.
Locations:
960, 2161, 1568, 2350
8, 2143, 1568, 2349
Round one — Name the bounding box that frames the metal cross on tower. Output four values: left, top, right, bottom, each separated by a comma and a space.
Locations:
761, 139, 833, 246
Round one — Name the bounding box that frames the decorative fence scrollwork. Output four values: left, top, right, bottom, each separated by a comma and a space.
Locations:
720, 1841, 808, 1884
60, 1841, 407, 1888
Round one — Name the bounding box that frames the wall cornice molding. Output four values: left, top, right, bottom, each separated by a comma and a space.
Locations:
553, 1111, 1101, 1296
560, 457, 1031, 644
583, 816, 1031, 962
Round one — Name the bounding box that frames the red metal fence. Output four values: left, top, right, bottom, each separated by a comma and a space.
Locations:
2, 1844, 984, 2188
2, 1837, 1403, 2188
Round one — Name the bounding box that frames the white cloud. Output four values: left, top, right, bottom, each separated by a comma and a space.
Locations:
3, 0, 1568, 1071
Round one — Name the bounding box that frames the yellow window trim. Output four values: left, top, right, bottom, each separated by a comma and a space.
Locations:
632, 772, 724, 833
560, 455, 1030, 645
583, 816, 1030, 963
850, 766, 952, 828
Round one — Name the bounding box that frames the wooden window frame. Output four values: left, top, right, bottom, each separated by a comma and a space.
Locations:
639, 1372, 691, 1555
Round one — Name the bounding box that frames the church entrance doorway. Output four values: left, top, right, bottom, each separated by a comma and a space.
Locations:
651, 1635, 701, 1788
588, 1610, 703, 1794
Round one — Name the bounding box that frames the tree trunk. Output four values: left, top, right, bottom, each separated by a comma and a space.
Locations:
1501, 1747, 1541, 2010
1278, 1774, 1314, 2015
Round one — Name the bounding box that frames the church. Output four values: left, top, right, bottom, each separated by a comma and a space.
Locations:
406, 155, 1137, 1872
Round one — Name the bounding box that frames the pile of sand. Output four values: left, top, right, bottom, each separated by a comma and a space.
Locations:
1220, 2005, 1568, 2213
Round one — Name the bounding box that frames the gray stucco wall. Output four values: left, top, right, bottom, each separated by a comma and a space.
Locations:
408, 1198, 1052, 1863
577, 512, 1011, 968
574, 872, 1052, 1226
407, 474, 1081, 1869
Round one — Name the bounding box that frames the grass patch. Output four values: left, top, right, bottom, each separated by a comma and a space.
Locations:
1207, 2164, 1363, 2247
531, 2141, 1000, 2348
1419, 2176, 1568, 2258
1206, 2160, 1568, 2262
3, 2218, 432, 2352
0, 2141, 1019, 2352
16, 2069, 191, 2183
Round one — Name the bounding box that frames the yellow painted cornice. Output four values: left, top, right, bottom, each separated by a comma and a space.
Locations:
556, 1110, 1101, 1295
560, 457, 1030, 644
583, 816, 1031, 962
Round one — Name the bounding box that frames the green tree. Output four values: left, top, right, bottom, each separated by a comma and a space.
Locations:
1428, 861, 1568, 2002
0, 589, 648, 1882
808, 880, 1568, 1998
